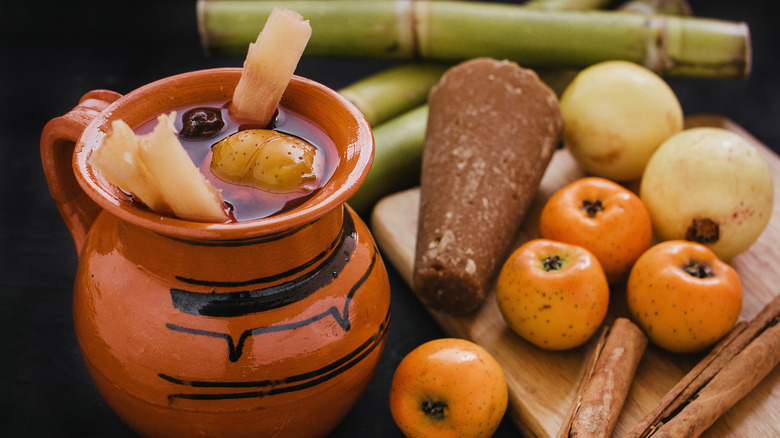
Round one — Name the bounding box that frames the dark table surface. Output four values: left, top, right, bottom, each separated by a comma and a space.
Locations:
2, 1, 778, 436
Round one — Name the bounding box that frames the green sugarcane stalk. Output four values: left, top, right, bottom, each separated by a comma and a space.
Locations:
333, 0, 694, 131
339, 1, 705, 213
338, 63, 447, 127
347, 105, 429, 214
198, 0, 751, 79
329, 1, 598, 129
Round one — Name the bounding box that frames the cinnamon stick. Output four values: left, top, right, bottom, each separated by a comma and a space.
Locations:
626, 293, 780, 438
558, 317, 648, 438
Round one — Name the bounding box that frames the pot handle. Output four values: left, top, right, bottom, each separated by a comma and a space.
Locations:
40, 89, 122, 255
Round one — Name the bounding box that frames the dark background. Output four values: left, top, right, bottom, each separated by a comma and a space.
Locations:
1, 1, 777, 436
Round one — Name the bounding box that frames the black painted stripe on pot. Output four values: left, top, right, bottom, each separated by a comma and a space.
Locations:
175, 212, 351, 288
159, 304, 390, 392
159, 209, 335, 247
160, 223, 309, 247
161, 277, 390, 402
169, 213, 357, 316
165, 249, 379, 362
166, 316, 389, 402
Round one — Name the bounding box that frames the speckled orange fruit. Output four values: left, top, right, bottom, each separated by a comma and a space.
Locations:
627, 240, 742, 353
496, 239, 609, 350
539, 176, 653, 284
389, 338, 508, 438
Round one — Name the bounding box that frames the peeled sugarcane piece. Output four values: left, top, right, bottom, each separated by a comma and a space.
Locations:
89, 120, 169, 214
413, 58, 563, 315
230, 7, 312, 124
198, 0, 751, 79
136, 114, 229, 222
338, 63, 446, 127
90, 114, 229, 222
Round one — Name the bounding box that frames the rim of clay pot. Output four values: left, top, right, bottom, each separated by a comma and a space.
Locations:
73, 68, 374, 241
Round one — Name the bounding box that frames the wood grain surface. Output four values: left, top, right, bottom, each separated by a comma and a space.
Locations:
370, 115, 780, 437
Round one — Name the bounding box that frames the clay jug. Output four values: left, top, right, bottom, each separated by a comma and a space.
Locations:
40, 68, 391, 438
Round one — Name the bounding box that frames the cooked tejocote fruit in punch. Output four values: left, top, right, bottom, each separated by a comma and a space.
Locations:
211, 128, 324, 194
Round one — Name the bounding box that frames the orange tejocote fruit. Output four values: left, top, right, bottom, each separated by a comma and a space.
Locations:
389, 338, 508, 438
496, 239, 609, 351
627, 240, 742, 353
539, 176, 653, 284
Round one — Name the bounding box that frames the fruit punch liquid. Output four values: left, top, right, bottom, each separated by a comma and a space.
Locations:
135, 101, 339, 222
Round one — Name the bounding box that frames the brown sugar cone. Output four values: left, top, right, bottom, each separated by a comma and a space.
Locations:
413, 58, 563, 315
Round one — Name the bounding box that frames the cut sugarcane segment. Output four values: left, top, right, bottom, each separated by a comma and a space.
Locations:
136, 113, 229, 222
199, 1, 750, 79
230, 7, 312, 125
89, 113, 229, 223
89, 120, 169, 214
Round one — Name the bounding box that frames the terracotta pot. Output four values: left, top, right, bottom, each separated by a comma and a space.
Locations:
40, 68, 391, 438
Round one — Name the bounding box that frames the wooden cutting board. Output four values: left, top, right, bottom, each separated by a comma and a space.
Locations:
370, 115, 780, 437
